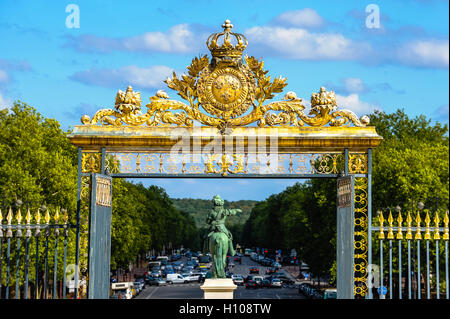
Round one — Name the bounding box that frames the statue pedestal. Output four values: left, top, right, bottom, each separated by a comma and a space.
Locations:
200, 278, 237, 299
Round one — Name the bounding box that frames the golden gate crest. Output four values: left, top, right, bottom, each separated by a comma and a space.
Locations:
80, 19, 370, 133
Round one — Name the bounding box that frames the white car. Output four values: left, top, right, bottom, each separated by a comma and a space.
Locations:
181, 273, 201, 282
231, 275, 244, 285
270, 278, 282, 288
166, 273, 188, 284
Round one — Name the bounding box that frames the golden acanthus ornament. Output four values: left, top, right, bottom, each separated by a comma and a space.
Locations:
80, 19, 370, 133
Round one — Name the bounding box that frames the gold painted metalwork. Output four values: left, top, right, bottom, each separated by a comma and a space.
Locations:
80, 20, 370, 132
433, 211, 440, 240
36, 209, 41, 225
81, 153, 101, 173
100, 152, 344, 176
424, 211, 431, 240
6, 207, 12, 237
348, 153, 368, 174
45, 209, 50, 225
25, 209, 31, 224
443, 211, 449, 240
378, 212, 385, 239
7, 207, 12, 225
387, 210, 395, 240
405, 211, 413, 240
396, 212, 403, 240
414, 212, 422, 240
16, 208, 22, 225
205, 154, 244, 176
353, 177, 368, 298
25, 209, 32, 238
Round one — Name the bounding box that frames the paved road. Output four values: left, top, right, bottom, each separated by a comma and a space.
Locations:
136, 256, 305, 299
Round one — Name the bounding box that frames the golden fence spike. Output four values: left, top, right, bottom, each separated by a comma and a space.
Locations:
414, 211, 422, 240
424, 210, 431, 240
433, 211, 440, 240
378, 211, 385, 239
406, 211, 413, 240
443, 211, 449, 241
36, 209, 41, 225
387, 210, 394, 240
45, 209, 50, 224
54, 207, 60, 224
7, 207, 12, 225
16, 208, 22, 225
0, 209, 2, 224
396, 211, 403, 240
26, 209, 31, 224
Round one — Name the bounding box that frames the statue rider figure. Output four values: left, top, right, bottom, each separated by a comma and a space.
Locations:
204, 195, 241, 257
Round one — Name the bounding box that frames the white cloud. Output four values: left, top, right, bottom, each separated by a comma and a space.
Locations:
433, 104, 449, 121
342, 78, 367, 94
336, 93, 381, 115
65, 24, 209, 54
396, 40, 449, 68
273, 9, 325, 28
123, 24, 205, 54
245, 26, 369, 60
70, 65, 174, 89
0, 69, 10, 84
0, 92, 12, 110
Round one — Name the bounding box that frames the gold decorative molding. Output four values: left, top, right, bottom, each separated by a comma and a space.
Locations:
80, 20, 371, 133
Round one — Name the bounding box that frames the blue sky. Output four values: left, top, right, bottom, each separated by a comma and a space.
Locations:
0, 0, 448, 200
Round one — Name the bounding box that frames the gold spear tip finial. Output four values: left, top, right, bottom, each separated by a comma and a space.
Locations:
36, 209, 41, 224
26, 209, 31, 224
17, 208, 22, 224
45, 209, 50, 224
7, 207, 12, 224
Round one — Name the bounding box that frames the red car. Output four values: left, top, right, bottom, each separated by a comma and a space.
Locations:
234, 256, 242, 263
245, 280, 258, 289
249, 267, 259, 274
266, 267, 278, 275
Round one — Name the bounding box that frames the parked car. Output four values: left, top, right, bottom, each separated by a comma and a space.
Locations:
133, 281, 144, 294
191, 272, 206, 283
166, 273, 188, 284
271, 261, 282, 269
273, 273, 295, 285
244, 274, 253, 283
145, 276, 167, 286
249, 267, 259, 274
265, 267, 279, 275
250, 276, 263, 287
234, 256, 242, 263
260, 279, 271, 288
298, 282, 322, 299
323, 288, 337, 299
270, 278, 282, 288
245, 280, 259, 289
231, 274, 244, 286
182, 273, 201, 282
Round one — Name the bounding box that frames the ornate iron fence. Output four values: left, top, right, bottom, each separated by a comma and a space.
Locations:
371, 209, 449, 299
0, 206, 79, 299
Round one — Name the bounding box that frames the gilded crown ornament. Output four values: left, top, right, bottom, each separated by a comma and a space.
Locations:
80, 20, 370, 132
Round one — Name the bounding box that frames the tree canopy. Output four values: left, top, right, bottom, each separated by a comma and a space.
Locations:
242, 109, 449, 280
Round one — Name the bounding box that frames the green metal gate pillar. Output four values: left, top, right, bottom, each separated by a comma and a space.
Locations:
337, 175, 355, 299
88, 173, 113, 299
